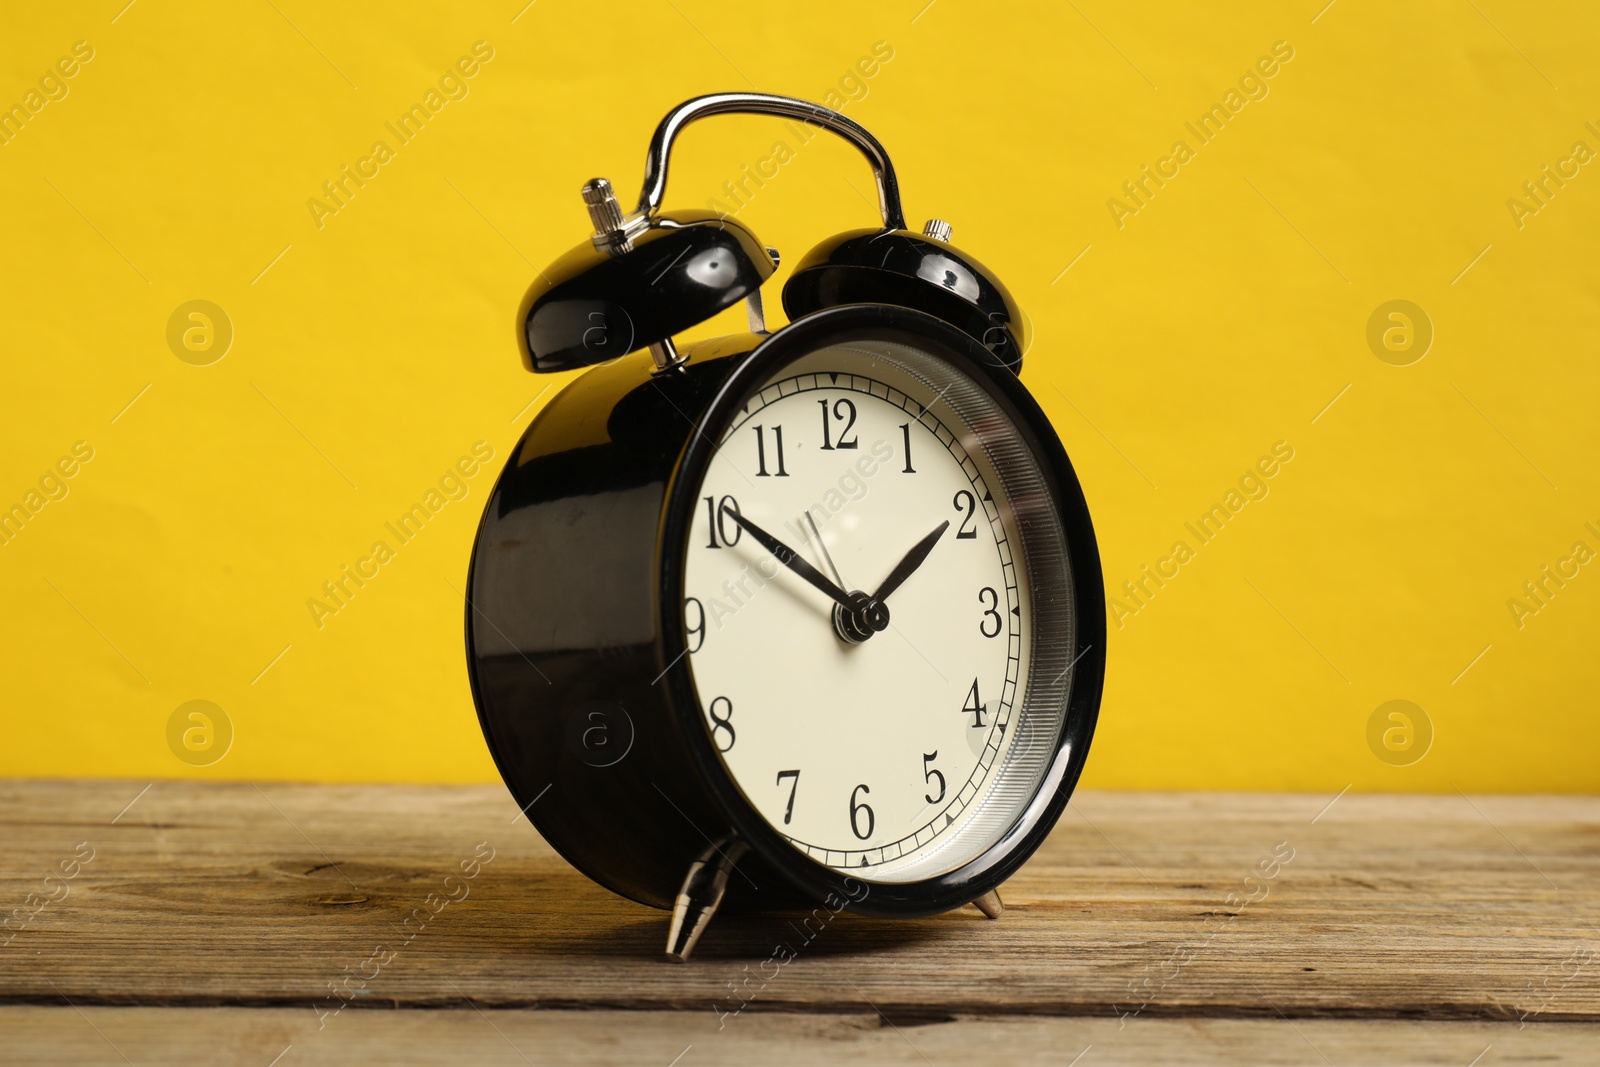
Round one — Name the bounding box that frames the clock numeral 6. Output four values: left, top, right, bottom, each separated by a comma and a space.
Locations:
963, 679, 986, 728
685, 597, 706, 653
923, 752, 946, 804
708, 696, 736, 752
818, 398, 859, 450
775, 769, 800, 824
703, 495, 742, 549
978, 587, 1002, 638
849, 784, 875, 840
953, 490, 978, 539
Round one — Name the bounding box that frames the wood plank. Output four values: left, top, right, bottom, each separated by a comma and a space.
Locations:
4, 1007, 1597, 1066
1, 780, 1596, 1022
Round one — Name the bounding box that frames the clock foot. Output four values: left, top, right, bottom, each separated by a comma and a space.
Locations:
665, 836, 750, 963
971, 889, 1004, 920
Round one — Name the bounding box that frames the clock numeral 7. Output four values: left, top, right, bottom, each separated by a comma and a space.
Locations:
963, 679, 986, 728
923, 752, 946, 804
702, 495, 742, 549
708, 696, 735, 752
818, 398, 859, 450
775, 769, 800, 824
752, 424, 788, 477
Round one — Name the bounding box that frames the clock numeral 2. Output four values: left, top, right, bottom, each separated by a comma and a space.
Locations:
963, 679, 986, 728
849, 784, 875, 840
708, 696, 735, 752
775, 769, 800, 824
978, 587, 1002, 638
752, 424, 788, 477
818, 398, 858, 450
923, 752, 946, 804
685, 597, 706, 653
703, 495, 742, 549
953, 490, 978, 539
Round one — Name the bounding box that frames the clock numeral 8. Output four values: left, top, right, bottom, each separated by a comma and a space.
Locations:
703, 495, 742, 549
708, 696, 736, 752
849, 784, 874, 840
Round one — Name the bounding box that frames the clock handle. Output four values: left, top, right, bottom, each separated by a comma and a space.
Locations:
665, 834, 751, 963
633, 92, 908, 231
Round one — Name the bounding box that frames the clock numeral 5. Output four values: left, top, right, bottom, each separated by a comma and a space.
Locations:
963, 679, 986, 729
818, 398, 859, 450
978, 587, 1002, 638
849, 784, 875, 840
702, 495, 742, 549
685, 597, 706, 653
775, 769, 800, 824
708, 696, 736, 752
752, 424, 789, 477
953, 490, 978, 539
923, 752, 946, 805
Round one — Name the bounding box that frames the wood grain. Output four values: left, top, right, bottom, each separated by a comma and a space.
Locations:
1, 779, 1596, 1028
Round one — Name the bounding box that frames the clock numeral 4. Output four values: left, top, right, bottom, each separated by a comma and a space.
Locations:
963, 679, 986, 728
818, 398, 859, 450
953, 490, 978, 539
849, 784, 875, 840
752, 424, 789, 477
702, 495, 742, 549
775, 769, 800, 824
923, 752, 946, 804
708, 696, 736, 752
978, 587, 1002, 638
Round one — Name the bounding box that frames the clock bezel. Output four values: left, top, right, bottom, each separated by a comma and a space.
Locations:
657, 303, 1106, 917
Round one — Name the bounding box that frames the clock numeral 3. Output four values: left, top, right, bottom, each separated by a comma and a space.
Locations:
963, 679, 986, 728
818, 398, 859, 450
953, 490, 978, 539
708, 696, 736, 752
685, 597, 706, 653
978, 587, 1002, 638
923, 752, 946, 805
775, 769, 800, 824
752, 424, 789, 477
703, 495, 743, 549
849, 784, 875, 840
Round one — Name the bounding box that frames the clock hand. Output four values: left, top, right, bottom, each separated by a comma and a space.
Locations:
803, 511, 848, 589
871, 520, 950, 603
720, 506, 854, 610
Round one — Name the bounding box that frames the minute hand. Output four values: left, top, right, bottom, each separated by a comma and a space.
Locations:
872, 520, 950, 603
721, 508, 854, 609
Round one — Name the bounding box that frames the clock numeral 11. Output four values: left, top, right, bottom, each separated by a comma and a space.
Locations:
752, 425, 788, 477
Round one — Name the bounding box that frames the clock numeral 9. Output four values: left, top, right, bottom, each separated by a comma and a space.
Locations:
703, 495, 742, 549
708, 696, 735, 752
953, 490, 978, 539
685, 597, 706, 653
775, 769, 800, 824
923, 752, 946, 804
818, 398, 859, 450
978, 587, 1002, 638
849, 784, 875, 840
752, 424, 788, 477
963, 679, 986, 728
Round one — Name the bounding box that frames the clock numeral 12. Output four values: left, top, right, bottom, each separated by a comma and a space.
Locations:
963, 679, 986, 728
775, 769, 800, 824
703, 495, 742, 549
818, 398, 859, 450
752, 424, 788, 477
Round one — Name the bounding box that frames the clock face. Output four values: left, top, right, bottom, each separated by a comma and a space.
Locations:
681, 338, 1076, 883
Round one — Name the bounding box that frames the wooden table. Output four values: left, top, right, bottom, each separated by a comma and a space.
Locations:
2, 780, 1595, 1064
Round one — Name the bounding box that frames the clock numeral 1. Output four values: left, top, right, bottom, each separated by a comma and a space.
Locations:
685, 597, 706, 653
978, 587, 1002, 638
963, 679, 986, 728
818, 398, 859, 450
923, 752, 946, 804
708, 696, 736, 752
775, 769, 800, 824
849, 784, 875, 840
703, 495, 742, 549
898, 423, 916, 474
953, 490, 978, 539
752, 424, 788, 477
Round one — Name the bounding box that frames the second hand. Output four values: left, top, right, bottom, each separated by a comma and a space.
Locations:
804, 511, 847, 590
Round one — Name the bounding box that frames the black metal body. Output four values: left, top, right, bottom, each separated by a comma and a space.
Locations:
465, 305, 1105, 916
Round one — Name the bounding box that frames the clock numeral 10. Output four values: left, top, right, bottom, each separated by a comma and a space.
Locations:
708, 696, 735, 752
849, 784, 874, 840
963, 679, 986, 728
702, 495, 742, 549
775, 769, 800, 824
752, 425, 788, 477
818, 398, 859, 450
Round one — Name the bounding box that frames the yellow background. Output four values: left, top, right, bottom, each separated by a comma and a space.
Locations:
3, 1, 1595, 791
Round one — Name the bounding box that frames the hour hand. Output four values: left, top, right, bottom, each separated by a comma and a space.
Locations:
720, 507, 854, 610
872, 520, 950, 603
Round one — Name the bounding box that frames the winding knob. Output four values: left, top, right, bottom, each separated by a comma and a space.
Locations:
582, 178, 626, 241
922, 218, 953, 243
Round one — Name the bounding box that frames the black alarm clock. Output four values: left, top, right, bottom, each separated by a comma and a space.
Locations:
464, 92, 1105, 961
